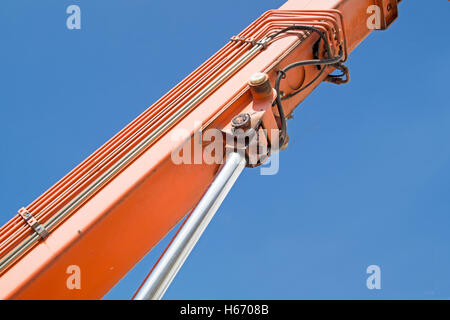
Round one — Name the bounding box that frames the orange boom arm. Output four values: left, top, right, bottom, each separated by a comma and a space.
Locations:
0, 0, 399, 299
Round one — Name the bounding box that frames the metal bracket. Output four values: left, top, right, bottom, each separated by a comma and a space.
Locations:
375, 0, 400, 30
230, 36, 269, 49
230, 36, 256, 45
18, 207, 49, 240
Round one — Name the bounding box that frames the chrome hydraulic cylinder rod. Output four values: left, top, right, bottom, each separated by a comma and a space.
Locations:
133, 152, 246, 300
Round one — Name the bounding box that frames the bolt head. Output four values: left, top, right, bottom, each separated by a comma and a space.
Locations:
231, 113, 251, 131
249, 72, 267, 86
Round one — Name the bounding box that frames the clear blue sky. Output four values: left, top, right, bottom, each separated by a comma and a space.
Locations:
1, 1, 449, 299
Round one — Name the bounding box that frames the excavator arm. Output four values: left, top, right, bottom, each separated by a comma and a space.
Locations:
0, 0, 400, 299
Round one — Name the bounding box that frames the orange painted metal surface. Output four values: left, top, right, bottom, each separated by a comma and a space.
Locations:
0, 0, 397, 299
